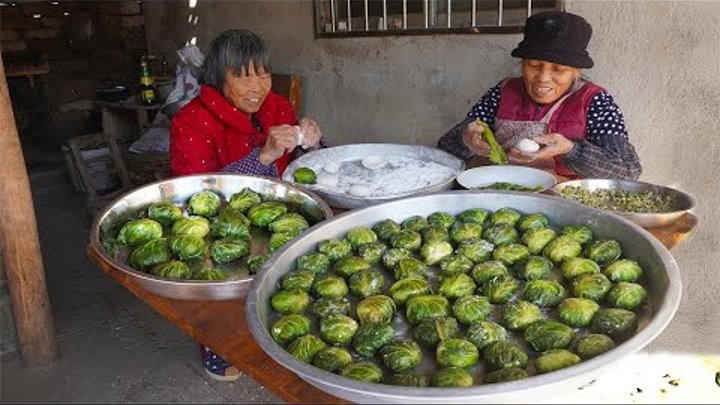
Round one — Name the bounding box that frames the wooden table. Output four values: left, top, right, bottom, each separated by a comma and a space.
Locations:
88, 244, 344, 403
87, 210, 696, 404
97, 100, 163, 141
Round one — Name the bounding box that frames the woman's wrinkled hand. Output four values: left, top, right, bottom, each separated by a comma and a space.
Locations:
298, 117, 322, 149
509, 133, 574, 166
461, 121, 491, 157
259, 124, 298, 165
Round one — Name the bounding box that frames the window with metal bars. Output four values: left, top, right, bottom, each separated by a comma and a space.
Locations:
314, 0, 562, 37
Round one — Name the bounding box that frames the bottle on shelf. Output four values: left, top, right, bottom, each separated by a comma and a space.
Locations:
139, 56, 157, 105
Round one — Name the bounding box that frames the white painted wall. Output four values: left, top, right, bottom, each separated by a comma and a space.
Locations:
145, 0, 719, 355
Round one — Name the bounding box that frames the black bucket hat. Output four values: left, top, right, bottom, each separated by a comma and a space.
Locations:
511, 11, 594, 69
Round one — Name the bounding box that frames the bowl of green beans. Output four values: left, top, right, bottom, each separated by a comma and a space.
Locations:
551, 179, 696, 228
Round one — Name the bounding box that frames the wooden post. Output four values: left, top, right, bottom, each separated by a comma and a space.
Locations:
0, 56, 57, 365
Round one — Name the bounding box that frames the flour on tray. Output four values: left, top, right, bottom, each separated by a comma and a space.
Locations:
302, 156, 456, 198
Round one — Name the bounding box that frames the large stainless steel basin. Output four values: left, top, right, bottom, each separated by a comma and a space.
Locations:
246, 191, 681, 403
89, 173, 333, 301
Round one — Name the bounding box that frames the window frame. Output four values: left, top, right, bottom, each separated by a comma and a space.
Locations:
312, 0, 564, 38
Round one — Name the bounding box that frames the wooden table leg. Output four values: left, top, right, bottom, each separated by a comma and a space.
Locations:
136, 109, 149, 134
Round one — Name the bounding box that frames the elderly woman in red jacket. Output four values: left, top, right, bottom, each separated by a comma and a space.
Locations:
170, 29, 323, 178
169, 29, 324, 382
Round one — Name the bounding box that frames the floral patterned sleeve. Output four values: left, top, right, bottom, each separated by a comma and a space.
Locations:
294, 137, 330, 158
222, 138, 331, 176
437, 83, 502, 161
561, 91, 642, 180
221, 147, 279, 177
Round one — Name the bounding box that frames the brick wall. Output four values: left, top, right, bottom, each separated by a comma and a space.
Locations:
1, 1, 148, 145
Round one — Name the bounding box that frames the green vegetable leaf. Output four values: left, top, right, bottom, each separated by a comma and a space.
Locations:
476, 119, 508, 165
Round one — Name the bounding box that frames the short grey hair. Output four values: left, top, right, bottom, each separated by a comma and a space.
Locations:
201, 29, 270, 90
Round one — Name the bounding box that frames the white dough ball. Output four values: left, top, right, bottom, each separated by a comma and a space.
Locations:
516, 138, 541, 153
294, 126, 304, 146
348, 184, 372, 197
323, 161, 342, 174
361, 155, 387, 170
316, 172, 339, 188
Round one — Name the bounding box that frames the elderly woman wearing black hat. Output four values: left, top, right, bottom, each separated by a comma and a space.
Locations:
438, 11, 641, 180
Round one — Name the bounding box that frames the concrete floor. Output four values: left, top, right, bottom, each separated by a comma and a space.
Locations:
0, 161, 280, 403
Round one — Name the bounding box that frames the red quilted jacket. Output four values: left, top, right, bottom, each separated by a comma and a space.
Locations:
169, 85, 297, 176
